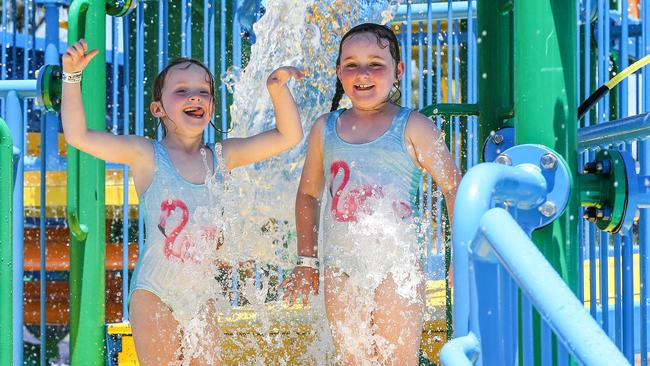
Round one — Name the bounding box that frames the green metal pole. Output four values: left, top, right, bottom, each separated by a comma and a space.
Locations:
514, 1, 579, 365
67, 0, 107, 364
477, 0, 514, 158
0, 117, 13, 366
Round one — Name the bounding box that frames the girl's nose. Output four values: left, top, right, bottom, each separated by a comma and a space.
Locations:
358, 66, 371, 75
188, 93, 202, 101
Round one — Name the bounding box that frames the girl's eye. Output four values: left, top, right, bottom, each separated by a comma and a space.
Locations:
200, 90, 210, 95
370, 63, 383, 68
345, 63, 357, 68
176, 89, 186, 94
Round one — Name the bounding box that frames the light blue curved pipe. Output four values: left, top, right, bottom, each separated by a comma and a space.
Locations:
440, 332, 480, 366
452, 162, 548, 337
474, 208, 630, 366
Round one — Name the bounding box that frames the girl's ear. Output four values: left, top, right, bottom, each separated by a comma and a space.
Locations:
335, 64, 341, 79
395, 60, 405, 82
150, 101, 165, 117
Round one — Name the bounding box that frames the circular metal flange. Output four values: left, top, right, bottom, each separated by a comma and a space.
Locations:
500, 144, 572, 232
482, 126, 514, 162
36, 64, 62, 113
106, 0, 138, 17
587, 149, 636, 234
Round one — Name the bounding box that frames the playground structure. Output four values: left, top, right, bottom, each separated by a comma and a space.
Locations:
0, 0, 649, 365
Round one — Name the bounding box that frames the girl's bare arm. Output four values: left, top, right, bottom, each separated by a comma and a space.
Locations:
61, 40, 153, 169
405, 112, 461, 221
222, 67, 305, 170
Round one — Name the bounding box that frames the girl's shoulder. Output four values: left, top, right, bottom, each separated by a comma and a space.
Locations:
309, 112, 332, 136
405, 110, 440, 132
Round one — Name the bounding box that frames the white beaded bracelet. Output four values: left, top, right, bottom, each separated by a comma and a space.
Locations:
62, 71, 83, 84
296, 256, 319, 270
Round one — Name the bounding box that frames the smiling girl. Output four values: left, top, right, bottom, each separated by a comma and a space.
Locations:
61, 39, 304, 365
280, 23, 460, 365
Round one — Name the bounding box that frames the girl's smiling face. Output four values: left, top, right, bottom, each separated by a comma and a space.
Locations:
151, 63, 214, 136
336, 32, 404, 110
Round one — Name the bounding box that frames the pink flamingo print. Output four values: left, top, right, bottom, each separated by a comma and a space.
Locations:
329, 160, 413, 222
158, 199, 191, 260
158, 199, 219, 262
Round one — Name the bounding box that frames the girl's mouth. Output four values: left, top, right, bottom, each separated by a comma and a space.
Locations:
183, 107, 205, 118
354, 83, 375, 91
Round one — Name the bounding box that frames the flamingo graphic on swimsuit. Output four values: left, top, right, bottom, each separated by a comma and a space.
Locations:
329, 160, 412, 222
158, 198, 217, 262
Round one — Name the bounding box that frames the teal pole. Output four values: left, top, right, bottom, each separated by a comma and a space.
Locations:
514, 0, 579, 364
67, 0, 107, 364
477, 0, 514, 157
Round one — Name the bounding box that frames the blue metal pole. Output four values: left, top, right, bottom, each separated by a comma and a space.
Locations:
220, 0, 228, 139
121, 15, 131, 321
614, 234, 622, 347
467, 0, 475, 168
598, 0, 605, 124
157, 0, 168, 140
584, 0, 592, 127
453, 22, 460, 169
621, 0, 629, 118
44, 3, 60, 170
2, 0, 7, 81
426, 1, 432, 107
401, 23, 406, 107
232, 0, 241, 68
599, 218, 610, 335
3, 88, 25, 365
203, 0, 213, 143
418, 22, 424, 110
181, 0, 190, 57
577, 112, 650, 149
406, 1, 412, 108
136, 3, 145, 256
604, 0, 611, 121
7, 90, 23, 366
621, 232, 634, 362
639, 139, 650, 366
40, 38, 60, 366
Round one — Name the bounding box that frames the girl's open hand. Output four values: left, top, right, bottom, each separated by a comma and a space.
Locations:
62, 39, 99, 73
266, 66, 305, 89
278, 266, 319, 306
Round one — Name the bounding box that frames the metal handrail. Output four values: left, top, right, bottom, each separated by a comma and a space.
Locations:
472, 208, 629, 366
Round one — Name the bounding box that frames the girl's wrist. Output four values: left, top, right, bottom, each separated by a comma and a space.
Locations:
296, 255, 319, 270
62, 70, 83, 84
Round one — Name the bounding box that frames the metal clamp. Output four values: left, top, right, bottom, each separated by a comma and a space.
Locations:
579, 149, 635, 233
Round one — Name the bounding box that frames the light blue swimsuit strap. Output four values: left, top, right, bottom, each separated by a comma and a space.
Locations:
322, 106, 414, 157
152, 140, 220, 179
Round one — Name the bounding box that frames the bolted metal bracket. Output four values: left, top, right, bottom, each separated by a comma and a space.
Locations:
36, 64, 62, 113
482, 126, 515, 162
495, 144, 572, 233
579, 149, 636, 234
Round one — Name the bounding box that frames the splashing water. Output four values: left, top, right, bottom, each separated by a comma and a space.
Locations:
174, 1, 414, 363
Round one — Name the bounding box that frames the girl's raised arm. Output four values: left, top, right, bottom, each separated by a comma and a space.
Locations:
405, 113, 461, 221
61, 40, 152, 168
221, 66, 305, 170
